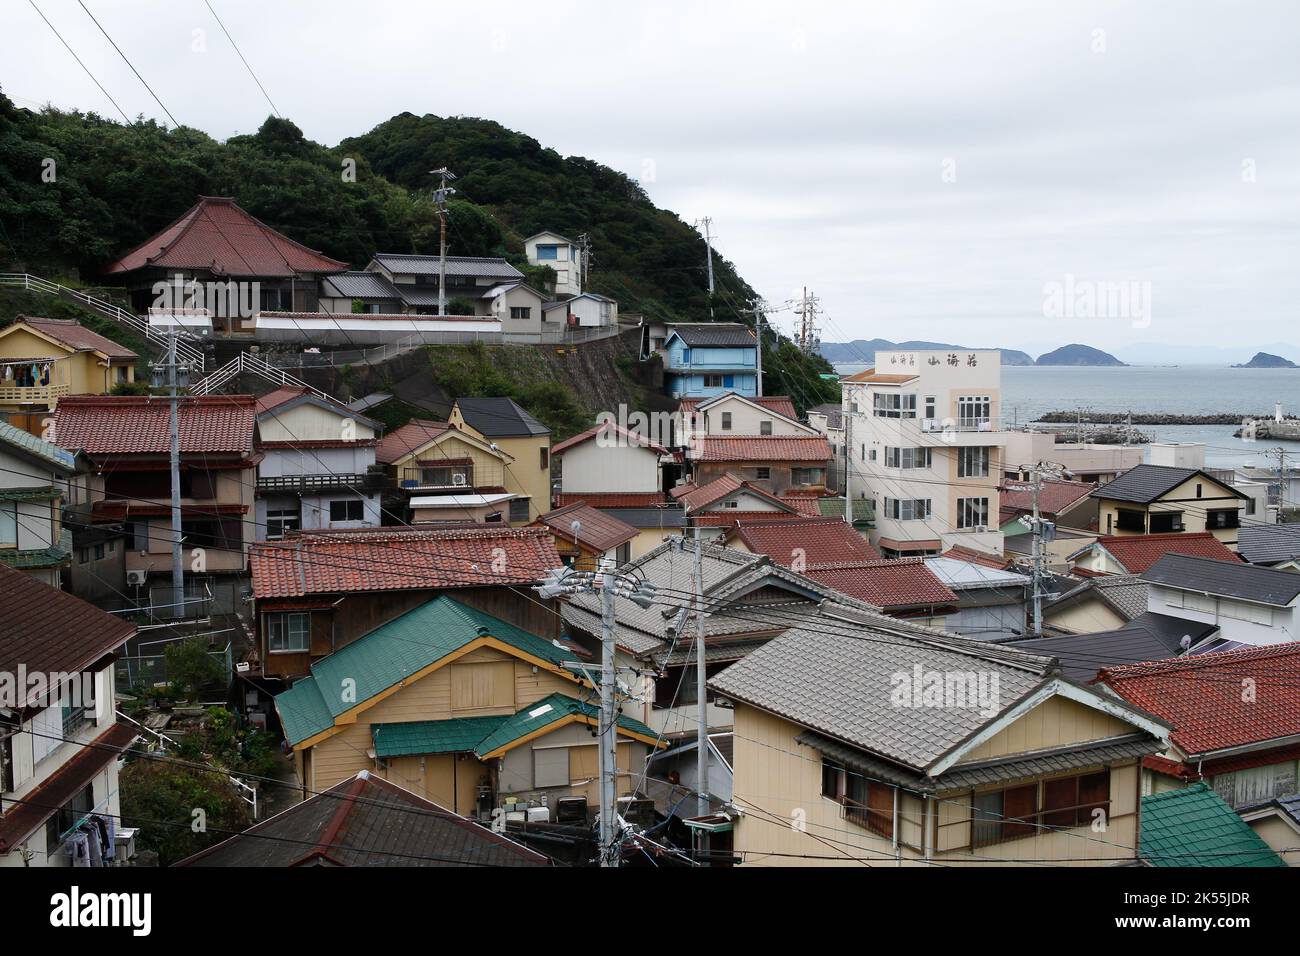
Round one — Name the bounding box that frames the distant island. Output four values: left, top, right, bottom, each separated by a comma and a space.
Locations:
1035, 344, 1126, 367
1232, 352, 1298, 369
819, 339, 1034, 366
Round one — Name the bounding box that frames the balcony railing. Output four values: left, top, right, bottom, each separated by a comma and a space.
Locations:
257, 473, 383, 492
0, 382, 70, 403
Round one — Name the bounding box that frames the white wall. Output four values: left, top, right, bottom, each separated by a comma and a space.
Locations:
559, 441, 661, 495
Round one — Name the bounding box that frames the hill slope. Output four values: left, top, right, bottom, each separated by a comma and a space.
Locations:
1035, 344, 1126, 366
1233, 352, 1298, 369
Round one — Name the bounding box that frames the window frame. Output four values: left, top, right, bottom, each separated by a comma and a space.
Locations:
267, 612, 311, 654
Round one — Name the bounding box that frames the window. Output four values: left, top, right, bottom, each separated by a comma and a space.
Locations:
60, 674, 95, 739
536, 244, 559, 260
1115, 508, 1146, 533
509, 498, 531, 522
957, 395, 991, 429
1205, 508, 1240, 530
703, 374, 724, 389
884, 447, 931, 469
883, 497, 931, 521
329, 499, 364, 523
924, 396, 936, 420
868, 449, 876, 462
540, 447, 549, 469
755, 467, 771, 480
956, 497, 989, 529
266, 506, 300, 540
267, 612, 310, 653
418, 464, 470, 487
821, 758, 843, 800
958, 447, 991, 478
791, 467, 825, 487
1148, 511, 1183, 533
971, 783, 1037, 847
1041, 771, 1111, 829
820, 759, 893, 838
509, 306, 532, 320
46, 783, 94, 856
0, 502, 17, 547
94, 543, 105, 560
721, 412, 733, 430
873, 393, 917, 418
759, 420, 773, 435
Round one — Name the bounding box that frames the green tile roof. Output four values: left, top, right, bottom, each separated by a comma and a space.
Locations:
475, 692, 658, 758
0, 421, 78, 472
0, 485, 61, 502
1141, 783, 1285, 867
372, 716, 508, 758
276, 595, 581, 746
816, 496, 874, 524
0, 527, 72, 571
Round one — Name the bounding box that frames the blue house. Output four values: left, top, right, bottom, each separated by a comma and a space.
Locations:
662, 324, 758, 399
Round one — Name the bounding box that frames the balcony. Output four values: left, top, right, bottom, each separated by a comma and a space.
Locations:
0, 382, 70, 404
257, 472, 384, 493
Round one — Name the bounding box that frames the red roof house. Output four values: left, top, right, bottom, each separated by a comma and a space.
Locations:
1071, 531, 1241, 575
724, 515, 880, 565
802, 557, 958, 614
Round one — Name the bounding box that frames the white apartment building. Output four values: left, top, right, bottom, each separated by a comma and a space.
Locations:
842, 350, 1006, 557
524, 231, 584, 296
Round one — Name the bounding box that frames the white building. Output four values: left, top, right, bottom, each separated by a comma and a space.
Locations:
541, 292, 618, 328
842, 350, 1007, 558
0, 422, 82, 589
524, 231, 584, 296
1142, 552, 1300, 647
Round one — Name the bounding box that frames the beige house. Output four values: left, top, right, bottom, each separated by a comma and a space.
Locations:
450, 397, 552, 522
0, 421, 83, 587
710, 623, 1170, 866
1090, 464, 1249, 548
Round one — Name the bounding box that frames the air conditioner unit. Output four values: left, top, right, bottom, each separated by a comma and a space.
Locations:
126, 570, 147, 586
451, 473, 468, 486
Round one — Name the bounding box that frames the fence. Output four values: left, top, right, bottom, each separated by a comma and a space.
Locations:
114, 642, 233, 696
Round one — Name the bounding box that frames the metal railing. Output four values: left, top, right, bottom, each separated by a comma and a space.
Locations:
0, 273, 206, 370
190, 350, 327, 399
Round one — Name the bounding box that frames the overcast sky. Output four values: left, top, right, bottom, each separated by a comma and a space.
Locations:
8, 1, 1300, 359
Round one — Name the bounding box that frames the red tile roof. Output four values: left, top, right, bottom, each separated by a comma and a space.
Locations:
679, 473, 747, 511
803, 557, 958, 609
678, 394, 799, 421
376, 419, 450, 464
691, 435, 832, 463
942, 544, 1012, 570
249, 526, 562, 599
103, 196, 346, 277
553, 492, 669, 508
254, 386, 328, 415
692, 511, 814, 527
999, 478, 1097, 517
533, 501, 638, 552
1098, 643, 1300, 757
551, 421, 668, 456
8, 316, 137, 360
0, 562, 136, 689
1090, 532, 1241, 573
725, 516, 880, 565
51, 395, 257, 457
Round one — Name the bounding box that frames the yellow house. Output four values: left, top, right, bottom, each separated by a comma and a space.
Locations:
709, 622, 1171, 866
449, 397, 552, 522
276, 594, 663, 819
1091, 464, 1249, 549
0, 316, 137, 434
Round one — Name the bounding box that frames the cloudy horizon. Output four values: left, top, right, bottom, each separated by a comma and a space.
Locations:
8, 0, 1300, 360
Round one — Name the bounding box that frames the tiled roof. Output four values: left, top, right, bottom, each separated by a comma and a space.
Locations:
803, 557, 958, 609
1010, 611, 1218, 682
1140, 783, 1284, 867
322, 271, 401, 299
1048, 573, 1149, 621
553, 492, 669, 508
679, 473, 747, 511
709, 622, 1056, 772
533, 501, 638, 552
0, 420, 78, 472
942, 544, 1012, 570
275, 595, 577, 746
250, 525, 561, 599
474, 692, 660, 759
372, 716, 509, 758
8, 316, 137, 359
664, 323, 755, 347
999, 478, 1097, 517
0, 526, 74, 571
103, 196, 346, 277
551, 421, 668, 456
1099, 642, 1300, 757
52, 395, 257, 456
1088, 531, 1240, 573
375, 419, 450, 464
1237, 522, 1300, 566
455, 397, 550, 437
371, 254, 524, 279
806, 402, 843, 429
726, 516, 880, 565
0, 562, 135, 700
1090, 464, 1243, 504
692, 435, 832, 463
679, 394, 799, 421
816, 496, 874, 522
1142, 553, 1300, 606
175, 770, 548, 867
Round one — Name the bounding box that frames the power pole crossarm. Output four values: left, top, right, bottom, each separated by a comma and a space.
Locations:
430, 167, 457, 315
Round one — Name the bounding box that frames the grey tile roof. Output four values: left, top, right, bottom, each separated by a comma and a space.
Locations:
809, 403, 843, 429
1090, 464, 1241, 504
371, 254, 524, 279
455, 397, 551, 437
1142, 553, 1300, 607
1008, 611, 1217, 682
665, 323, 756, 347
1237, 523, 1300, 566
323, 271, 401, 299
1047, 573, 1148, 621
710, 620, 1056, 772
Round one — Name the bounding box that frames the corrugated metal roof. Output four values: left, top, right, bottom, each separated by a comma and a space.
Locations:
1141, 783, 1285, 867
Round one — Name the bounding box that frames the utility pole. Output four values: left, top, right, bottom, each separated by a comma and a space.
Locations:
693, 526, 708, 818
150, 326, 189, 619
754, 304, 764, 397
431, 167, 457, 314
1029, 464, 1043, 636
576, 232, 591, 291
794, 287, 820, 354
695, 217, 715, 319
843, 402, 853, 522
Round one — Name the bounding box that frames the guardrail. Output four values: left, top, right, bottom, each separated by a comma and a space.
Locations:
190, 350, 327, 399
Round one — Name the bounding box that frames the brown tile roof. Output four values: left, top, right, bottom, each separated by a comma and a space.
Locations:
999, 478, 1098, 517
691, 511, 813, 527
551, 421, 668, 456
103, 196, 346, 277
841, 367, 918, 384
52, 394, 257, 456
0, 562, 136, 687
942, 544, 1013, 570
376, 419, 450, 464
678, 394, 799, 420
254, 386, 314, 414
1098, 643, 1300, 758
553, 492, 669, 508
691, 435, 832, 463
803, 557, 958, 609
533, 502, 638, 552
249, 525, 562, 599
726, 516, 880, 564
1089, 532, 1241, 573
9, 316, 137, 360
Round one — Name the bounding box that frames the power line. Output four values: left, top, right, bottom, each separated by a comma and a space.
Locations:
202, 0, 281, 118
27, 0, 131, 124
76, 0, 181, 128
